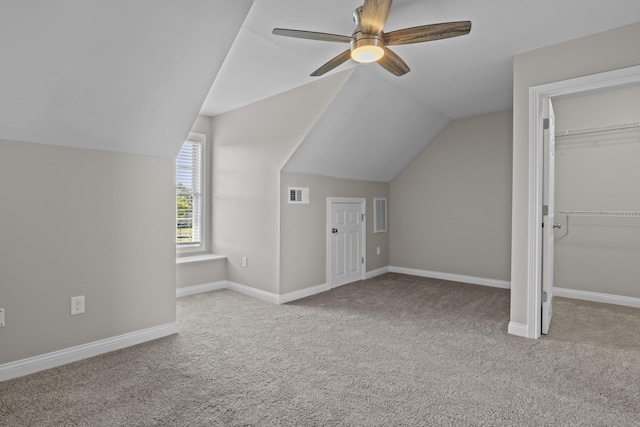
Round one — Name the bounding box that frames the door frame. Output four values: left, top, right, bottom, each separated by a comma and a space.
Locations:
526, 64, 640, 339
326, 197, 366, 288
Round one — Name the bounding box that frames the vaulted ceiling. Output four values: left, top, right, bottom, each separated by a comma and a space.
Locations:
282, 67, 450, 182
202, 0, 640, 119
0, 0, 252, 158
1, 0, 639, 178
203, 0, 640, 181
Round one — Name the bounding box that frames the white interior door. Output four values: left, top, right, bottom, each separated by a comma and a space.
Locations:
328, 199, 365, 288
542, 98, 556, 335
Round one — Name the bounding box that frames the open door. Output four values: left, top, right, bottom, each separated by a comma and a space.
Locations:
541, 98, 557, 334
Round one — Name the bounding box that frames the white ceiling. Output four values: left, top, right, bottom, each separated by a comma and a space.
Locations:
1, 0, 638, 178
202, 0, 640, 119
204, 0, 640, 181
283, 66, 450, 182
0, 0, 252, 158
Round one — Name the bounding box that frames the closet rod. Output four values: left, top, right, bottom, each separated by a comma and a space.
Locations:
555, 122, 640, 138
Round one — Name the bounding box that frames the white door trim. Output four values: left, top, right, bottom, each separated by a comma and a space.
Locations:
326, 197, 366, 288
526, 64, 640, 339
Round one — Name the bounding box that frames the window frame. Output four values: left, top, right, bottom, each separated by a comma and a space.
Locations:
176, 132, 206, 254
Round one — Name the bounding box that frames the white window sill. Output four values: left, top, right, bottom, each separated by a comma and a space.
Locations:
176, 254, 226, 265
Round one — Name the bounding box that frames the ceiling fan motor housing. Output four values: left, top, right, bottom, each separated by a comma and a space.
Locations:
350, 33, 385, 63
350, 6, 384, 63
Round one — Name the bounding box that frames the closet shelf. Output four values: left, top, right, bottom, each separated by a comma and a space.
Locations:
555, 122, 640, 138
557, 210, 640, 218
555, 211, 640, 237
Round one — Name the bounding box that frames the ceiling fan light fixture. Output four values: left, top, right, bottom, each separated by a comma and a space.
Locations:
350, 35, 384, 63
273, 0, 471, 77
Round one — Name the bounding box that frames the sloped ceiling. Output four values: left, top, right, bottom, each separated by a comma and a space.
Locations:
3, 0, 638, 173
283, 66, 449, 182
0, 0, 253, 158
202, 0, 640, 182
202, 0, 640, 119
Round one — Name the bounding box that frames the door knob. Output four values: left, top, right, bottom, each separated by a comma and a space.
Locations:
553, 223, 562, 229
331, 228, 338, 234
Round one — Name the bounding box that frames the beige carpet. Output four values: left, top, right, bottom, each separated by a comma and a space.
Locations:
1, 273, 639, 426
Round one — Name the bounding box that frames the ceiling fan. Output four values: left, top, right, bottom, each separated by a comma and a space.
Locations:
273, 0, 471, 77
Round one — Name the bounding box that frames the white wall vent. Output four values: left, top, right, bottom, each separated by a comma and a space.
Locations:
288, 187, 309, 204
374, 198, 387, 233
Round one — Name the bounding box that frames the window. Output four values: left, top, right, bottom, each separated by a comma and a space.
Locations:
373, 198, 387, 233
176, 133, 205, 252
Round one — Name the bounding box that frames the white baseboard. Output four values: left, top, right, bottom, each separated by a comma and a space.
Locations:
226, 281, 280, 304
508, 322, 529, 338
278, 283, 330, 304
177, 280, 333, 305
389, 266, 511, 289
554, 287, 640, 308
366, 266, 389, 279
0, 323, 178, 383
176, 281, 226, 298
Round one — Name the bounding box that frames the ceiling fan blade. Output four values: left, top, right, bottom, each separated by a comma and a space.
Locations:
377, 47, 410, 76
361, 0, 392, 35
273, 28, 352, 43
310, 50, 352, 77
384, 21, 471, 46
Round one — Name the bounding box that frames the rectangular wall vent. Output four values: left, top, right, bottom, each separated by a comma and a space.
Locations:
374, 198, 387, 233
288, 187, 309, 204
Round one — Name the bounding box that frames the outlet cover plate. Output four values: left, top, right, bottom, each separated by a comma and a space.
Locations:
71, 296, 85, 315
0, 308, 4, 327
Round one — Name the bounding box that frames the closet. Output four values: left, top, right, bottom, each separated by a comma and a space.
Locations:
552, 85, 640, 303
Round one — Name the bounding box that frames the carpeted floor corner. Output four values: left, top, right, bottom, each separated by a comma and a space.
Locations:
1, 273, 639, 426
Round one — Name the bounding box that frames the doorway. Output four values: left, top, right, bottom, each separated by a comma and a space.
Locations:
553, 86, 640, 307
326, 198, 366, 288
526, 64, 640, 339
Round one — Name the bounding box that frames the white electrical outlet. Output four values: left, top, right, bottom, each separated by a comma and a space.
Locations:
0, 308, 5, 327
377, 247, 381, 256
242, 257, 248, 268
71, 296, 85, 315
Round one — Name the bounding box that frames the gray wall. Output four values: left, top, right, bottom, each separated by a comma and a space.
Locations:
0, 140, 176, 365
389, 110, 513, 282
176, 260, 226, 289
280, 171, 389, 294
511, 22, 640, 326
211, 71, 351, 294
553, 85, 640, 298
